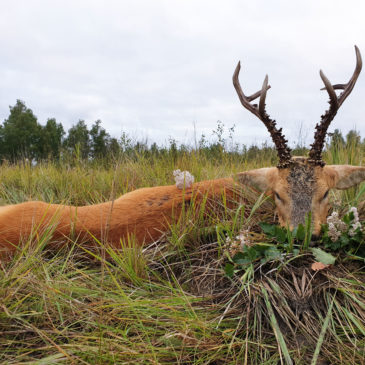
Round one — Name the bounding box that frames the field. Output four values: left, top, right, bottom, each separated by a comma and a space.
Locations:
0, 140, 364, 364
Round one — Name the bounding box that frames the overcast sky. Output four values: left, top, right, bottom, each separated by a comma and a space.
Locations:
0, 0, 364, 148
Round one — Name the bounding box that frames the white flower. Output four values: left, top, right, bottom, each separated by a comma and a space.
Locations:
353, 222, 361, 230
328, 220, 341, 242
327, 211, 341, 225
328, 230, 341, 242
226, 229, 251, 255
338, 221, 348, 233
236, 229, 250, 245
349, 207, 359, 223
173, 169, 194, 189
349, 221, 362, 237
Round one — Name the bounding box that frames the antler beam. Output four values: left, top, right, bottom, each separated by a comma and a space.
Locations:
309, 46, 362, 165
233, 61, 292, 168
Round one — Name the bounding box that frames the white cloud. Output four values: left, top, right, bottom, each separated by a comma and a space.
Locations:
0, 0, 364, 147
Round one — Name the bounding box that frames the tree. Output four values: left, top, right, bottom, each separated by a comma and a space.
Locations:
39, 118, 65, 159
0, 100, 42, 161
108, 137, 121, 157
89, 120, 110, 159
63, 120, 90, 159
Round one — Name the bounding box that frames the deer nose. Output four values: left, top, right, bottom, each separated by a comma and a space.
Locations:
311, 233, 320, 241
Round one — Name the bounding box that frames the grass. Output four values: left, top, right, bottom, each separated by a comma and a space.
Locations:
0, 141, 364, 364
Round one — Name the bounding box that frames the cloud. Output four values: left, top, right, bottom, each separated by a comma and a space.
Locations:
0, 0, 364, 147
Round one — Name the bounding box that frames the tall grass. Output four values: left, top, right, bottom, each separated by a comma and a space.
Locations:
0, 137, 364, 364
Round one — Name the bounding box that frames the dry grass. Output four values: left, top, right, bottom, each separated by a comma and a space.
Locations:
0, 142, 364, 364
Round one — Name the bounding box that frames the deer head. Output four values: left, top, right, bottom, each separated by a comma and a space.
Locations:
233, 46, 365, 236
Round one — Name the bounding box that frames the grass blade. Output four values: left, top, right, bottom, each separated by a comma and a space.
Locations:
261, 287, 293, 365
311, 294, 335, 365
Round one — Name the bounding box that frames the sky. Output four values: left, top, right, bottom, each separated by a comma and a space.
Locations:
0, 0, 364, 148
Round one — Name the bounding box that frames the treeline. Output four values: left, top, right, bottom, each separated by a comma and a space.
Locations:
0, 100, 363, 163
0, 100, 120, 161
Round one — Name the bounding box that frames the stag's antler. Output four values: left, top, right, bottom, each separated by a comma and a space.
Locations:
309, 46, 362, 166
233, 62, 292, 168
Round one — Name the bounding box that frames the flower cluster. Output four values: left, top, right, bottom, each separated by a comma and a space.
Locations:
226, 229, 251, 256
327, 211, 347, 242
327, 207, 362, 242
173, 169, 195, 189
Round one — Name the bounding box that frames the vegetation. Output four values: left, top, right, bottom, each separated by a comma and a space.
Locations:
1, 100, 364, 166
0, 102, 364, 364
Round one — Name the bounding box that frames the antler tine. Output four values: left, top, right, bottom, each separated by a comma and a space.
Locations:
233, 61, 292, 168
233, 62, 265, 114
321, 83, 347, 90
309, 46, 362, 165
319, 70, 339, 109
259, 75, 269, 117
338, 45, 362, 106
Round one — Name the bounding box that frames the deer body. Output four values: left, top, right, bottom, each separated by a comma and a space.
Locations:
0, 178, 236, 257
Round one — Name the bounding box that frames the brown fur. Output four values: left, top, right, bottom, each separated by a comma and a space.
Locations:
0, 178, 238, 258
237, 158, 365, 235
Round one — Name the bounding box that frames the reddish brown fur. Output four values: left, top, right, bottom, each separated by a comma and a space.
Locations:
0, 178, 237, 258
237, 159, 365, 235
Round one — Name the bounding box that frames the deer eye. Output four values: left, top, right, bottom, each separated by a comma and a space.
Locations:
322, 190, 329, 201
275, 192, 282, 201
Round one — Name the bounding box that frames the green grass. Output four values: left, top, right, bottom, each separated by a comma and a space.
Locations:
0, 142, 364, 364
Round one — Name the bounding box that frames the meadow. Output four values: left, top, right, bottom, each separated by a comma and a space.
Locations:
0, 137, 364, 364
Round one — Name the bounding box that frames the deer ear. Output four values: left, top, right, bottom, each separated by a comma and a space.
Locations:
235, 167, 277, 192
326, 165, 365, 189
